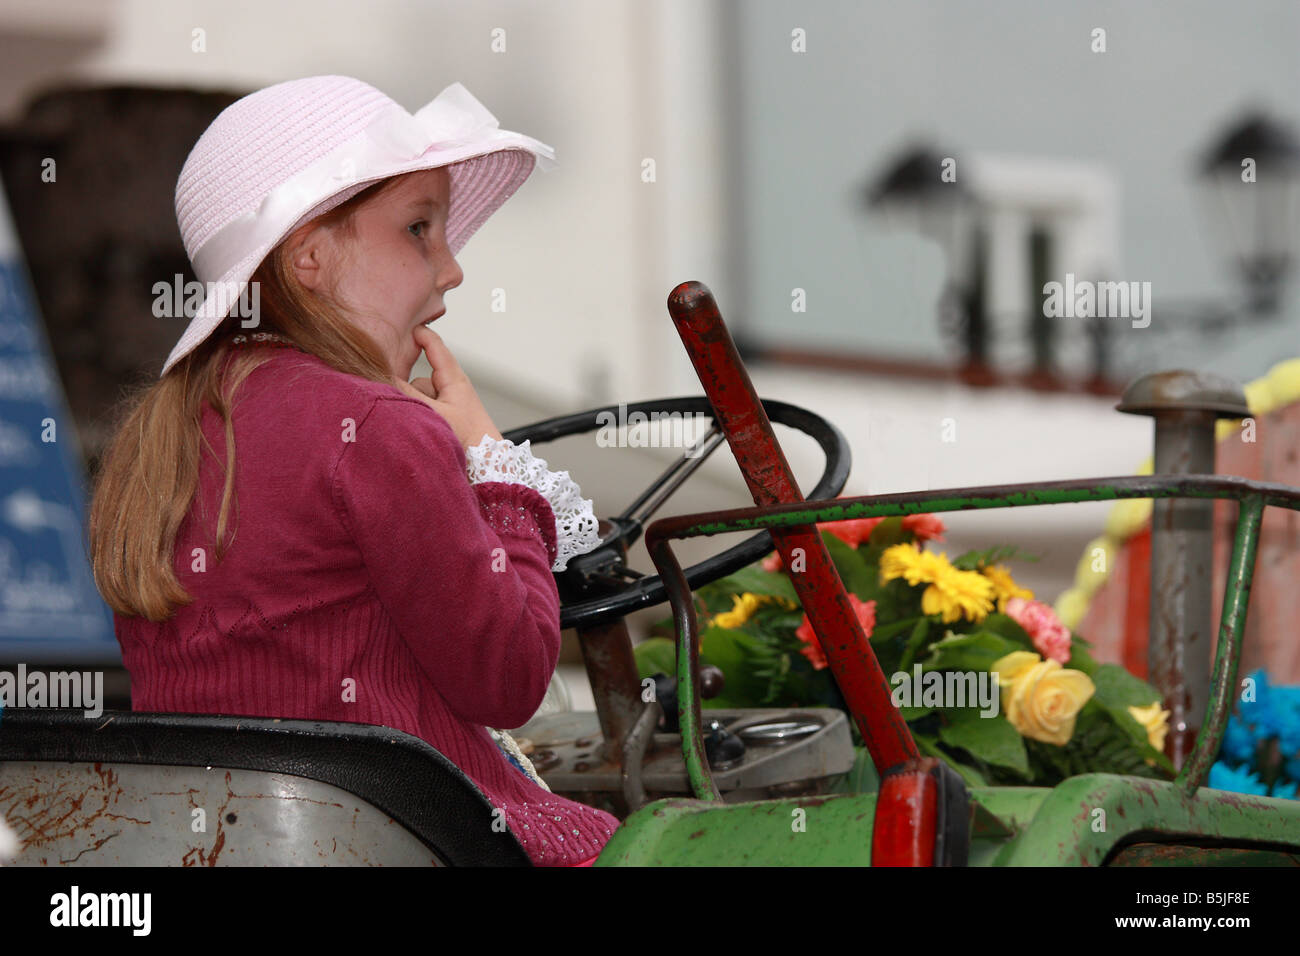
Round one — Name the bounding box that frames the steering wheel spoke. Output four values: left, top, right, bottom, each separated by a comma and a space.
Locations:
618, 424, 726, 527
503, 397, 850, 630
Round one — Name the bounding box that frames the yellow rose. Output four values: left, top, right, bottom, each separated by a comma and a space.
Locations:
992, 651, 1039, 683
1128, 701, 1170, 754
992, 651, 1095, 746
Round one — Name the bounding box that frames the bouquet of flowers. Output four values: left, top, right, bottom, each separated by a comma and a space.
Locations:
1210, 668, 1300, 800
636, 514, 1174, 788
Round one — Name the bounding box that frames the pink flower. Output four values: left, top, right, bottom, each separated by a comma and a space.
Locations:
795, 594, 876, 671
1005, 597, 1072, 664
761, 551, 783, 572
902, 513, 946, 541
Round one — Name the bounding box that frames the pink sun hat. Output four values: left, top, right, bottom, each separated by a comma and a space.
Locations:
162, 74, 557, 377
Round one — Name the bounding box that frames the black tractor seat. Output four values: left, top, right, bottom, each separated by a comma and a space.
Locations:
0, 708, 530, 866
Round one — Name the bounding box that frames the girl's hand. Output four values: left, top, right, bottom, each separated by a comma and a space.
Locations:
396, 325, 503, 451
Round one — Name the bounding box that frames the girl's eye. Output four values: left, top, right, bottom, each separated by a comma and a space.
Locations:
407, 221, 426, 239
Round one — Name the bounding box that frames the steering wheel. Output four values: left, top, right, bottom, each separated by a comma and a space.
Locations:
503, 396, 851, 631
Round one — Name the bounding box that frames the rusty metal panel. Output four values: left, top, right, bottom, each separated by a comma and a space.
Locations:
1109, 842, 1300, 866
0, 762, 439, 866
992, 774, 1300, 866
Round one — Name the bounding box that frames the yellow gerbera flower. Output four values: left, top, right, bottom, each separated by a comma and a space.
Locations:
881, 544, 996, 624
983, 564, 1033, 612
712, 591, 794, 629
880, 543, 943, 586
922, 563, 996, 624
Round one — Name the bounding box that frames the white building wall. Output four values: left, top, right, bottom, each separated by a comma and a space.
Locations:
1, 0, 1291, 615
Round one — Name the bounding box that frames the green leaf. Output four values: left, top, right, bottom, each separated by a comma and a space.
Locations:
698, 564, 799, 605
633, 636, 676, 680
849, 573, 922, 624
1016, 701, 1174, 783
1084, 669, 1175, 774
979, 613, 1034, 649
858, 516, 908, 563
697, 626, 768, 708
938, 708, 1029, 776
897, 617, 932, 672
913, 732, 988, 788
821, 533, 877, 598
1091, 663, 1162, 710
951, 545, 1040, 570
923, 631, 1022, 673
870, 616, 923, 644
1066, 640, 1099, 676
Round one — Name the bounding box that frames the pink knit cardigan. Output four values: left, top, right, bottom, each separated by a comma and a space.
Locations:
114, 347, 618, 865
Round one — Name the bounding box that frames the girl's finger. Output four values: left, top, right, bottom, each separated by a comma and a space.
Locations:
408, 376, 438, 400
414, 326, 469, 392
394, 378, 439, 410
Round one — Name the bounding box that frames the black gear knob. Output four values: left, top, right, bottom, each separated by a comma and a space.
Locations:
704, 718, 745, 770
652, 666, 726, 733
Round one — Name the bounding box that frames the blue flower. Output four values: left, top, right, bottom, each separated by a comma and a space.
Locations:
1209, 761, 1269, 796
1286, 754, 1300, 782
1221, 713, 1256, 764
1272, 779, 1299, 801
1238, 669, 1282, 737
1271, 686, 1300, 754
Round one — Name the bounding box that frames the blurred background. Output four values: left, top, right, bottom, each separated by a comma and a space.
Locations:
2, 0, 1299, 701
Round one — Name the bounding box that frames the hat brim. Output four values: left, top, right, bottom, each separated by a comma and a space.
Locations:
160, 147, 537, 377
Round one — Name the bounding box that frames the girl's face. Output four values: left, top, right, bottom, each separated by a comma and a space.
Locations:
291, 167, 463, 380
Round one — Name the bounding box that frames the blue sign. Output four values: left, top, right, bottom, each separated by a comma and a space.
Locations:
0, 181, 118, 663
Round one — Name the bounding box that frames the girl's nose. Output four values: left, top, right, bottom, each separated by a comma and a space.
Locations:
437, 252, 464, 294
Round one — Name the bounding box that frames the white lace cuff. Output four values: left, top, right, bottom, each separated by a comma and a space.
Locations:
465, 436, 603, 572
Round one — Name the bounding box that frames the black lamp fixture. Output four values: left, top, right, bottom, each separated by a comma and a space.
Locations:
865, 145, 992, 382
867, 110, 1300, 388
1198, 111, 1300, 316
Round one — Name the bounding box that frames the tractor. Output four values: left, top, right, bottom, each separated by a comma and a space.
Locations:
2, 281, 1298, 866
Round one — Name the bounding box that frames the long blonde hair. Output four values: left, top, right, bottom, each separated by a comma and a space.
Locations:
90, 177, 406, 621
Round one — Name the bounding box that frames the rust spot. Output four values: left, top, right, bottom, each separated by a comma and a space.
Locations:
103, 812, 150, 825
688, 829, 706, 840
208, 826, 227, 866
59, 830, 121, 864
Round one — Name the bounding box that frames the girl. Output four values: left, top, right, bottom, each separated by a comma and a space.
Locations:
88, 75, 618, 866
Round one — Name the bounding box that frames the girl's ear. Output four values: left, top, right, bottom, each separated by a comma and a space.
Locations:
289, 224, 331, 292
